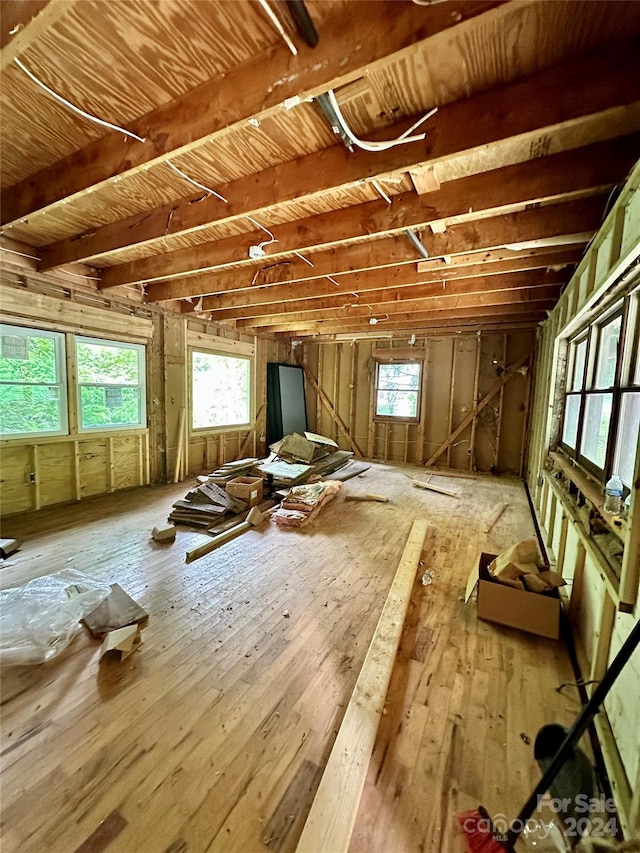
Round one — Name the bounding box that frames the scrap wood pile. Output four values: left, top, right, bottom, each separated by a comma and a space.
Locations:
273, 480, 343, 527
169, 481, 249, 527
488, 538, 566, 594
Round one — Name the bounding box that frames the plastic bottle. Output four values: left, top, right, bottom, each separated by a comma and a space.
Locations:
603, 474, 623, 515
623, 492, 631, 519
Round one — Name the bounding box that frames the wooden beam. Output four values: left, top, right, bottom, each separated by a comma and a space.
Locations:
145, 197, 602, 303
2, 0, 500, 228
294, 320, 540, 343
424, 353, 531, 466
208, 252, 580, 321
0, 1, 74, 70
31, 50, 640, 268
199, 249, 581, 319
299, 363, 364, 459
295, 520, 432, 853
263, 309, 549, 336
96, 135, 636, 288
236, 281, 564, 329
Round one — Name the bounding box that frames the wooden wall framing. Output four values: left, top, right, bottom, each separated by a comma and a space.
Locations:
301, 329, 535, 474
526, 160, 640, 836
0, 268, 289, 516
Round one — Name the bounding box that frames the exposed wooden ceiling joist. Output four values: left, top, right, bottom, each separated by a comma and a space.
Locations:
28, 50, 640, 272
0, 0, 499, 228
198, 268, 569, 323
258, 302, 553, 335
234, 282, 563, 331
97, 134, 638, 290
145, 197, 603, 303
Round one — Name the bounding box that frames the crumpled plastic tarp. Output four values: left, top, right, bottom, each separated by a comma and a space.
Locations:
0, 569, 111, 666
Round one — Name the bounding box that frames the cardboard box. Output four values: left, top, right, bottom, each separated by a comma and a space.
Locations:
226, 476, 263, 507
466, 553, 561, 640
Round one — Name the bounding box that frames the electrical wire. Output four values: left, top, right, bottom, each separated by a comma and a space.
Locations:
325, 89, 436, 152
1, 246, 41, 260
257, 0, 298, 55
293, 251, 314, 266
14, 57, 146, 143
371, 180, 392, 204
166, 162, 228, 203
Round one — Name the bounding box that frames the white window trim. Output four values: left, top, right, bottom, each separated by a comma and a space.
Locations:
0, 323, 68, 440
75, 336, 147, 434
189, 347, 254, 433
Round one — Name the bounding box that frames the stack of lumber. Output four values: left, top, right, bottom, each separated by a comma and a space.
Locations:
273, 480, 343, 528
169, 482, 247, 526
270, 432, 338, 464
258, 449, 354, 486
202, 458, 260, 486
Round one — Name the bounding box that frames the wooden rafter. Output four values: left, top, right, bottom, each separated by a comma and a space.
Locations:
144, 197, 602, 303
199, 261, 577, 321
2, 0, 500, 228
95, 133, 638, 288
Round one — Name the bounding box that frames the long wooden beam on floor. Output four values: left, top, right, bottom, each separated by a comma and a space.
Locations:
145, 197, 602, 303
295, 520, 433, 853
97, 135, 637, 289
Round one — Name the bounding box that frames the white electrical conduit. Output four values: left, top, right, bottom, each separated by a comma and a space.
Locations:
256, 0, 298, 55
166, 162, 228, 203
371, 180, 392, 204
0, 244, 99, 280
325, 89, 437, 152
14, 57, 146, 143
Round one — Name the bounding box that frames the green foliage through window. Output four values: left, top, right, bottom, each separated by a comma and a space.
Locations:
375, 362, 421, 419
192, 351, 251, 429
0, 326, 66, 436
76, 338, 145, 430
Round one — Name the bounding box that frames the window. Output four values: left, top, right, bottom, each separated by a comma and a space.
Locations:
76, 337, 146, 431
561, 292, 639, 486
0, 325, 67, 437
375, 361, 422, 420
191, 350, 251, 429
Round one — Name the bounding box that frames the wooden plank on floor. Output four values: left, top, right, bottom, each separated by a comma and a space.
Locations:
295, 519, 431, 853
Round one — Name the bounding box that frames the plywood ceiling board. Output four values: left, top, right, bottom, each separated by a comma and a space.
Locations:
2, 0, 501, 225
0, 0, 278, 186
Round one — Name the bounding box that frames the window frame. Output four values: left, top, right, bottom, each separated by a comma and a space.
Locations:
0, 323, 69, 439
189, 347, 254, 433
373, 359, 423, 424
559, 291, 638, 486
75, 335, 147, 434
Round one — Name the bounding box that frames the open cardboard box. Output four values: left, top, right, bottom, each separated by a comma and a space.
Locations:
226, 475, 263, 507
466, 552, 561, 640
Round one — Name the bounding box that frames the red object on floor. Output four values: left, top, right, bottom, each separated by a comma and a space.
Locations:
457, 810, 506, 853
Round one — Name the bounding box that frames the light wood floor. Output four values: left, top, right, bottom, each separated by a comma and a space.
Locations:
0, 464, 581, 853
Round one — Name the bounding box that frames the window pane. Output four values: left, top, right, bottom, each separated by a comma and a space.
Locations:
0, 384, 62, 434
378, 363, 421, 391
580, 393, 612, 469
80, 386, 141, 428
77, 340, 140, 384
635, 351, 640, 386
614, 392, 640, 487
192, 352, 251, 428
562, 394, 581, 448
572, 339, 587, 391
376, 390, 418, 418
0, 331, 57, 383
594, 315, 621, 389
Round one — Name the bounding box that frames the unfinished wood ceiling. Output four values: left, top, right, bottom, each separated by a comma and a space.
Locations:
1, 0, 640, 338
